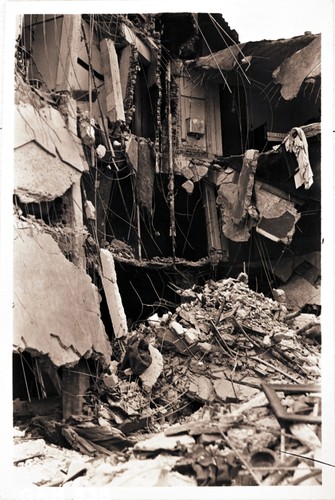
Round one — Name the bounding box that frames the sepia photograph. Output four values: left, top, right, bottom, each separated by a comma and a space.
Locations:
1, 1, 334, 498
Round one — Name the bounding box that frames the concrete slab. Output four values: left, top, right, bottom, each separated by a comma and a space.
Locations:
14, 142, 81, 203
188, 375, 215, 402
100, 249, 128, 338
281, 274, 321, 308
13, 219, 112, 367
15, 103, 85, 173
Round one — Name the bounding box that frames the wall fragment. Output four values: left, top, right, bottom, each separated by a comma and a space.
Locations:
15, 102, 86, 203
13, 218, 112, 367
254, 185, 301, 245
281, 275, 321, 309
232, 149, 259, 224
217, 170, 300, 243
15, 142, 81, 203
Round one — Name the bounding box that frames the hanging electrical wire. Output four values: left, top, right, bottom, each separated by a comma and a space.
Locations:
208, 13, 251, 84
192, 14, 232, 93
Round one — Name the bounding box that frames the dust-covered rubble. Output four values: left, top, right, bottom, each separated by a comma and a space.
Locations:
12, 275, 321, 489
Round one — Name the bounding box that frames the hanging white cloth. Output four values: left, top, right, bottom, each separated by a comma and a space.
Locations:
284, 127, 314, 189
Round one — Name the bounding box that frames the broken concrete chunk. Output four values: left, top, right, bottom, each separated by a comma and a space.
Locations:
170, 321, 185, 336
181, 179, 194, 194
103, 373, 119, 388
181, 164, 195, 180
213, 378, 259, 402
188, 375, 215, 402
15, 142, 81, 203
273, 330, 296, 342
235, 308, 249, 320
191, 165, 208, 182
273, 289, 286, 303
184, 328, 201, 345
289, 423, 321, 450
109, 455, 196, 487
198, 342, 212, 353
139, 345, 164, 390
84, 200, 96, 220
147, 313, 162, 328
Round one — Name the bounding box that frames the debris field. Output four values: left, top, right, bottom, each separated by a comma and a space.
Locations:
13, 275, 321, 489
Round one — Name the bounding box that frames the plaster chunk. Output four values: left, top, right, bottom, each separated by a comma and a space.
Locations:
15, 142, 81, 203
139, 345, 164, 390
191, 165, 208, 182
170, 321, 185, 336
181, 179, 194, 194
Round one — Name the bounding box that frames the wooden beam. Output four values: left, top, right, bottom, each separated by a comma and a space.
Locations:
267, 122, 321, 142
121, 23, 151, 63
100, 38, 125, 122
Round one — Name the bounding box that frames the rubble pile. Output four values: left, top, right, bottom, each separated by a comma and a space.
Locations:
145, 275, 321, 391
12, 275, 322, 488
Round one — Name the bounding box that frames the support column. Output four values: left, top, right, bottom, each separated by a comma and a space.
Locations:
62, 360, 90, 419
56, 15, 82, 92
71, 181, 85, 267
203, 182, 228, 263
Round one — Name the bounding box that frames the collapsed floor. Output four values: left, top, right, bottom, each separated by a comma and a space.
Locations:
12, 274, 321, 488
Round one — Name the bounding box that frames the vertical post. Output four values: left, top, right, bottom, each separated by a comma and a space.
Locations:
62, 361, 90, 419
136, 203, 142, 261
166, 62, 176, 264
203, 182, 222, 264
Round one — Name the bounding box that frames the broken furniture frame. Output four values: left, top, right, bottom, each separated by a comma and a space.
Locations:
261, 383, 321, 424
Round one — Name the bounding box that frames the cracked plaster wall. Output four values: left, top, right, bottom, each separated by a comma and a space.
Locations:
14, 102, 86, 203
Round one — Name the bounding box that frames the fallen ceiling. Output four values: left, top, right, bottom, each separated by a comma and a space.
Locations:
191, 33, 320, 100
